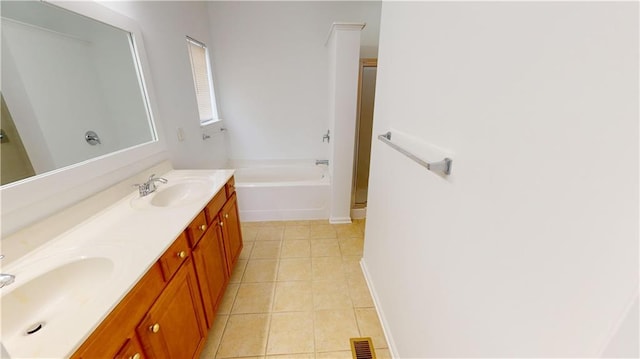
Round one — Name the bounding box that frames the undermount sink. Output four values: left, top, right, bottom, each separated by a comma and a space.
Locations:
1, 257, 114, 349
132, 178, 213, 209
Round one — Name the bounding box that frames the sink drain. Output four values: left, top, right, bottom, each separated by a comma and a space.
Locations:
25, 322, 45, 335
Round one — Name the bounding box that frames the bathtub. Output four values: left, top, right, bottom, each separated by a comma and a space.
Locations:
233, 163, 330, 222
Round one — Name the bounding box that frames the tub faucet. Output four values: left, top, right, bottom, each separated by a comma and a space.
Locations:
134, 174, 168, 197
315, 160, 329, 166
0, 255, 15, 289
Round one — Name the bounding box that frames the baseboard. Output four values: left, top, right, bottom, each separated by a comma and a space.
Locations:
350, 207, 366, 219
360, 258, 399, 358
329, 216, 352, 224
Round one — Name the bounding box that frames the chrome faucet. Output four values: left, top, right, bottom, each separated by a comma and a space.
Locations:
134, 174, 168, 197
315, 159, 329, 166
0, 255, 15, 289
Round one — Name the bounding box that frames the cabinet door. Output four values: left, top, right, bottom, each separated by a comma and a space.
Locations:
114, 335, 146, 359
221, 193, 243, 274
192, 223, 229, 328
137, 258, 206, 359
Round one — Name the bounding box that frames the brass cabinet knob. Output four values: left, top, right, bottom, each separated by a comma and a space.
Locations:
224, 213, 229, 219
219, 221, 224, 227
199, 224, 207, 231
129, 353, 141, 359
149, 323, 160, 333
177, 251, 187, 259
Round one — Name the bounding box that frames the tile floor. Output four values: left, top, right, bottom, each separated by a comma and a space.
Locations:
199, 220, 390, 359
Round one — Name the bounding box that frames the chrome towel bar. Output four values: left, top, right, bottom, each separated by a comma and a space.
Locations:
377, 131, 452, 176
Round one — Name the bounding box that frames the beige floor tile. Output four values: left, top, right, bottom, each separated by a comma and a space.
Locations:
266, 353, 313, 359
273, 281, 313, 312
315, 351, 353, 359
278, 258, 312, 281
261, 221, 286, 228
314, 309, 360, 352
312, 257, 344, 281
229, 259, 248, 284
376, 348, 392, 359
242, 226, 259, 242
251, 241, 282, 259
355, 308, 388, 349
256, 227, 284, 241
281, 240, 311, 258
241, 222, 263, 228
333, 223, 363, 239
216, 313, 269, 358
266, 312, 315, 355
311, 239, 341, 257
342, 256, 363, 280
284, 220, 311, 227
231, 282, 275, 314
312, 279, 352, 310
348, 276, 374, 308
338, 238, 364, 257
308, 219, 329, 225
243, 259, 278, 282
283, 225, 310, 239
239, 241, 254, 260
309, 224, 337, 239
217, 283, 239, 315
199, 315, 228, 359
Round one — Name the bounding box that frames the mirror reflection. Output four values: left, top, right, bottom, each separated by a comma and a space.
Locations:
0, 1, 157, 186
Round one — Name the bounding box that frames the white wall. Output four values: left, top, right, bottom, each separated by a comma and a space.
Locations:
363, 2, 638, 357
207, 1, 381, 162
101, 1, 228, 169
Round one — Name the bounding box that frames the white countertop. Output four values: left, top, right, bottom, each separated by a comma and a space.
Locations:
0, 169, 234, 359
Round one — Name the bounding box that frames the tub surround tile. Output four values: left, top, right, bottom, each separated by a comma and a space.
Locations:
266, 312, 315, 355
278, 258, 312, 281
231, 282, 275, 314
243, 259, 278, 283
273, 281, 313, 312
216, 314, 269, 358
311, 239, 341, 257
251, 241, 282, 259
281, 240, 311, 258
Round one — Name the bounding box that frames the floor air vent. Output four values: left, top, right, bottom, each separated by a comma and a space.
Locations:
350, 337, 376, 359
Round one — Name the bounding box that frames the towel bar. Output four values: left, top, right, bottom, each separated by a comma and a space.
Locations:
377, 131, 452, 176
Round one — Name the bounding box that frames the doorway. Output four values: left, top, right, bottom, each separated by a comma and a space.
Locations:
352, 58, 377, 215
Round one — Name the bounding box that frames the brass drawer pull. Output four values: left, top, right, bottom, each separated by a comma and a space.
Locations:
199, 224, 207, 231
224, 213, 229, 219
129, 353, 141, 359
219, 221, 224, 227
149, 323, 160, 333
177, 251, 187, 259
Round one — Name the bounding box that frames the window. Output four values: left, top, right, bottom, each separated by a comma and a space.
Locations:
186, 37, 219, 125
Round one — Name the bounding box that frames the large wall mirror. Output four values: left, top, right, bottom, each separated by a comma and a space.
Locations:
1, 1, 157, 186
1, 1, 167, 236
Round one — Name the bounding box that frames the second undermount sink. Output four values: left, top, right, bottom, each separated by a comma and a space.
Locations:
1, 257, 114, 349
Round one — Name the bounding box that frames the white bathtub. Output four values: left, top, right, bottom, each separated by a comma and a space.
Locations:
233, 163, 330, 222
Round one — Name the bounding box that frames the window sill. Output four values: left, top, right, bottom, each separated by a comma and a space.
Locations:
200, 118, 222, 128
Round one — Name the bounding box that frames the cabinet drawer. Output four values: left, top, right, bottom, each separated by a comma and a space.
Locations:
114, 335, 146, 359
225, 176, 235, 197
185, 211, 208, 247
159, 232, 190, 281
204, 189, 226, 226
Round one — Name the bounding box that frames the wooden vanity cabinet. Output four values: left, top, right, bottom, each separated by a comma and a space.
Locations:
192, 221, 229, 328
220, 193, 242, 274
136, 257, 206, 359
114, 335, 146, 359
